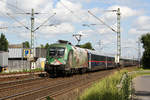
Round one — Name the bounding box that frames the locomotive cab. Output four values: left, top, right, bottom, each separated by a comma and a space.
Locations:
45, 43, 73, 76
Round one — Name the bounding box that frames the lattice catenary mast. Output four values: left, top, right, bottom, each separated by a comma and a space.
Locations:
88, 8, 121, 63
31, 9, 35, 56
116, 8, 121, 63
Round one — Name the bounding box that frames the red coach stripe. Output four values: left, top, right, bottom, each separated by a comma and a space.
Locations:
89, 60, 113, 63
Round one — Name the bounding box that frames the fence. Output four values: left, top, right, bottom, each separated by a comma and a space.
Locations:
6, 48, 47, 72
8, 59, 30, 72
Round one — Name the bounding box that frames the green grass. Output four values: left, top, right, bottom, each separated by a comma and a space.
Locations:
78, 67, 150, 100
78, 70, 132, 100
131, 68, 150, 78
135, 67, 150, 71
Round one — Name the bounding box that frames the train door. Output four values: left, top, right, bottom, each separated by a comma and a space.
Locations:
105, 56, 108, 69
88, 53, 91, 70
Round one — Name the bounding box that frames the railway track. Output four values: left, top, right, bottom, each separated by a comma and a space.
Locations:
0, 77, 46, 92
0, 68, 116, 100
38, 71, 108, 100
0, 72, 46, 82
0, 72, 46, 78
0, 76, 66, 98
0, 67, 136, 100
0, 72, 48, 92
0, 77, 42, 87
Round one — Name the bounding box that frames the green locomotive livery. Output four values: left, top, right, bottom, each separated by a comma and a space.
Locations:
45, 40, 88, 76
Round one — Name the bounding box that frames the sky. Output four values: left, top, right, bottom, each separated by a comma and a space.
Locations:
0, 0, 149, 59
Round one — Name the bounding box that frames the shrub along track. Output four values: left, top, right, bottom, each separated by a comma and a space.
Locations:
0, 66, 136, 100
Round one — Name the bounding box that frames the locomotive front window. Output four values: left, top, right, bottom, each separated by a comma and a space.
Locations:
57, 48, 65, 56
49, 47, 65, 57
49, 48, 56, 56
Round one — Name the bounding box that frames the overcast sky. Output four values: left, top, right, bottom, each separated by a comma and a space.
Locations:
0, 0, 148, 59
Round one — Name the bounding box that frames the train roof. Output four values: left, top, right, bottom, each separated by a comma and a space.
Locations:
86, 49, 115, 58
58, 40, 72, 45
48, 43, 138, 61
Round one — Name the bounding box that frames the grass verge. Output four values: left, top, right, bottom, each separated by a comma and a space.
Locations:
131, 68, 150, 78
78, 69, 132, 100
78, 67, 150, 100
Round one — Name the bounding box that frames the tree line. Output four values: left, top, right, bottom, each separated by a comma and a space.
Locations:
2, 32, 149, 69
21, 35, 150, 69
0, 33, 94, 51
0, 33, 8, 51
141, 33, 150, 69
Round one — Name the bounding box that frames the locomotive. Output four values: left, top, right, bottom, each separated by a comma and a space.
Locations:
45, 40, 138, 76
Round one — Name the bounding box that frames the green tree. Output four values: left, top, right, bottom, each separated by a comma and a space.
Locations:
80, 42, 94, 50
141, 33, 150, 68
40, 44, 44, 48
45, 43, 49, 49
0, 33, 8, 51
22, 41, 30, 48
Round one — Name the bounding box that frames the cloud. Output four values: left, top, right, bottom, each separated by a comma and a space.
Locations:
95, 0, 149, 8
0, 20, 8, 27
134, 16, 150, 31
87, 5, 140, 37
53, 0, 89, 23
104, 5, 140, 20
6, 0, 53, 12
0, 0, 145, 59
17, 31, 30, 40
0, 0, 7, 12
128, 28, 140, 35
39, 22, 75, 38
128, 16, 150, 36
0, 0, 12, 15
69, 0, 92, 4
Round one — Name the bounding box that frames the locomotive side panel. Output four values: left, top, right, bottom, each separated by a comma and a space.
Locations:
72, 46, 88, 68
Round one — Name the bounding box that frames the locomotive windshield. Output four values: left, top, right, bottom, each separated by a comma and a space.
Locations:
49, 47, 65, 57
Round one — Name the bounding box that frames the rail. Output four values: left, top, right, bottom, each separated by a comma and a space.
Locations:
0, 69, 115, 100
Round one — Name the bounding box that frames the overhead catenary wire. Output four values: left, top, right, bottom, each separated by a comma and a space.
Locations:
88, 10, 117, 33
0, 0, 27, 13
0, 1, 31, 30
0, 10, 30, 30
33, 13, 56, 32
0, 26, 24, 29
58, 0, 102, 34
0, 8, 56, 32
0, 1, 31, 31
58, 0, 74, 13
1, 0, 50, 15
0, 0, 33, 26
0, 0, 58, 51
60, 1, 117, 34
58, 0, 84, 22
82, 24, 104, 35
0, 0, 53, 27
6, 13, 30, 30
